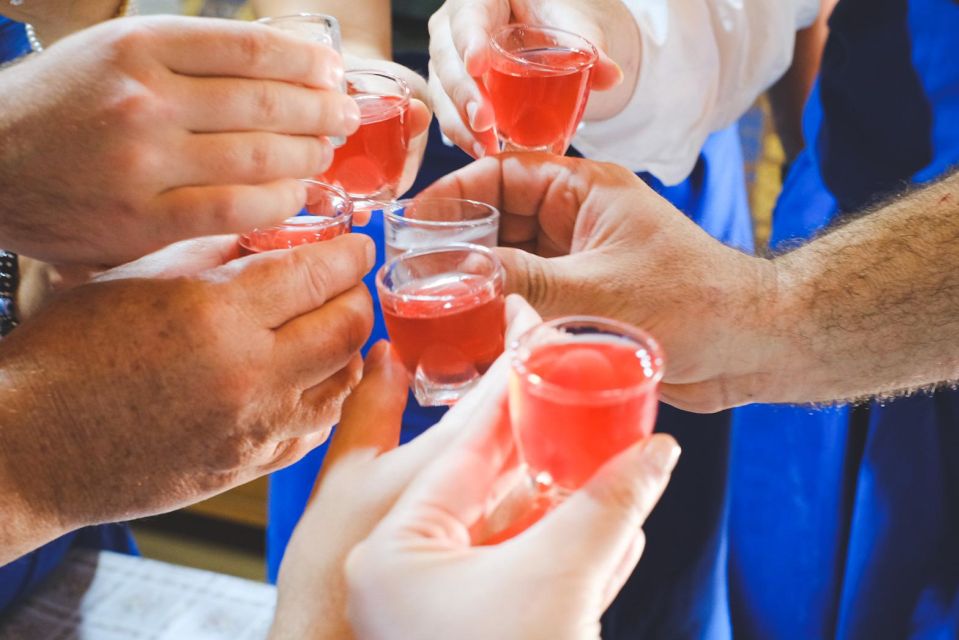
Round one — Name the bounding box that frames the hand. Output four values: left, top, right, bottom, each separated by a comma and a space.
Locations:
0, 233, 375, 562
270, 296, 540, 640
342, 54, 433, 198
420, 153, 780, 413
0, 16, 361, 266
427, 0, 638, 158
344, 353, 679, 639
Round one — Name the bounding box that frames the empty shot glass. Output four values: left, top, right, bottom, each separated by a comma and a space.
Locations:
380, 197, 500, 260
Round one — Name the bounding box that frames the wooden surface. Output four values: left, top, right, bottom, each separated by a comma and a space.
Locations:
184, 477, 268, 529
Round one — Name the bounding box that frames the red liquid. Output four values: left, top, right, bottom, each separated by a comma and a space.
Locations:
238, 216, 350, 255
510, 340, 659, 490
321, 95, 410, 199
381, 274, 505, 380
484, 47, 594, 153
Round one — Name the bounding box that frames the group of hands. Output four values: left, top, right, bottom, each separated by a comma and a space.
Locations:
0, 4, 780, 636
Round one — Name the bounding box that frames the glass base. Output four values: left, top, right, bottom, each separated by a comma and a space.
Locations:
412, 369, 481, 407
499, 136, 570, 156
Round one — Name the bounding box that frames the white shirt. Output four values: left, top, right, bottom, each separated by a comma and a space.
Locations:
573, 0, 820, 185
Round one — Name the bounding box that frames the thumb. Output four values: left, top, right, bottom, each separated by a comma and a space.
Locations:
495, 246, 578, 318
517, 434, 680, 590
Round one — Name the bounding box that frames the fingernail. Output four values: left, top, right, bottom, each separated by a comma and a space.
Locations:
366, 341, 389, 368
343, 100, 361, 134
473, 142, 486, 158
327, 63, 345, 88
645, 437, 681, 475
363, 236, 376, 268
466, 101, 480, 127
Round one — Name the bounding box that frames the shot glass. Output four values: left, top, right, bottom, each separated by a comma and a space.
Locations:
509, 316, 664, 498
320, 70, 412, 201
258, 13, 345, 147
484, 24, 597, 155
380, 197, 499, 260
377, 243, 506, 406
238, 180, 352, 255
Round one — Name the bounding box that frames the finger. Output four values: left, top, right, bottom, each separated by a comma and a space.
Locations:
516, 434, 680, 580
178, 132, 333, 186
447, 0, 508, 79
254, 430, 330, 475
494, 247, 566, 312
504, 294, 542, 344
95, 235, 240, 282
419, 154, 505, 203
321, 342, 410, 475
153, 179, 306, 240
380, 369, 514, 543
295, 353, 366, 437
430, 21, 496, 135
145, 16, 345, 88
173, 76, 361, 136
222, 233, 375, 327
428, 61, 495, 158
274, 284, 374, 388
408, 98, 433, 139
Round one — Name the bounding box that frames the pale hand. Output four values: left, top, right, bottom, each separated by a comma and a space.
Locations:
0, 16, 360, 266
270, 297, 680, 640
427, 0, 637, 158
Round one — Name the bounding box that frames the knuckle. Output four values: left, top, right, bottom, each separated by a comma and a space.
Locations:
253, 81, 281, 122
114, 140, 160, 180
206, 188, 243, 228
237, 29, 270, 70
290, 250, 334, 304
107, 22, 153, 58
246, 137, 275, 175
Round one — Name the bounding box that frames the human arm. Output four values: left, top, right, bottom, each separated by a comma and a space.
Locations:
420, 154, 959, 411
0, 232, 375, 564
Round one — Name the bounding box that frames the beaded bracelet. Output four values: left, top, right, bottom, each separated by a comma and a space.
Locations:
23, 0, 139, 53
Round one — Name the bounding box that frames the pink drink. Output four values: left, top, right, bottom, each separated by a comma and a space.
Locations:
510, 320, 663, 491
382, 274, 505, 381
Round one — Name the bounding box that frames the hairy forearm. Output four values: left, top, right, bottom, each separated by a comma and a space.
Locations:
252, 0, 391, 59
761, 173, 959, 403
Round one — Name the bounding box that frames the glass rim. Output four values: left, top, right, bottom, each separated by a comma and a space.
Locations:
490, 23, 599, 73
256, 12, 340, 25
345, 69, 412, 116
380, 197, 500, 229
375, 242, 505, 301
510, 315, 665, 400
